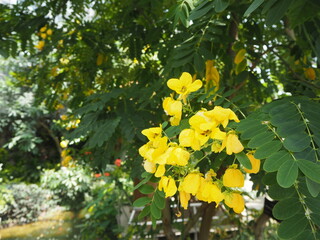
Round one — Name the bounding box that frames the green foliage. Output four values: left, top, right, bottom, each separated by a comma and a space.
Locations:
40, 165, 92, 210
0, 183, 58, 228
237, 97, 320, 239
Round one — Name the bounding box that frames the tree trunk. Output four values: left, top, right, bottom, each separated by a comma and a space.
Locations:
198, 202, 217, 240
254, 212, 270, 240
162, 198, 176, 240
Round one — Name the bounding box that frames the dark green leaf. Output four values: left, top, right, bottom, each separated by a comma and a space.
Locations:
235, 152, 252, 169
276, 121, 305, 137
277, 159, 298, 188
268, 184, 295, 200
265, 0, 294, 26
214, 0, 229, 13
283, 133, 310, 152
297, 159, 320, 184
150, 201, 162, 219
272, 198, 302, 220
254, 140, 282, 159
262, 172, 277, 185
133, 197, 152, 207
189, 0, 214, 20
306, 177, 320, 197
138, 205, 150, 220
263, 151, 293, 172
244, 0, 265, 17
247, 131, 274, 148
138, 184, 155, 194
241, 125, 269, 140
133, 173, 153, 190
277, 214, 308, 239
237, 118, 262, 132
154, 190, 166, 210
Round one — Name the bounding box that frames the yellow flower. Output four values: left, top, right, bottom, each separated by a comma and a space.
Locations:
205, 60, 220, 94
179, 129, 200, 150
40, 25, 47, 33
197, 180, 224, 204
304, 67, 316, 80
158, 176, 177, 197
181, 172, 202, 195
35, 41, 45, 50
141, 126, 162, 141
223, 166, 244, 188
221, 132, 244, 155
223, 192, 245, 213
205, 106, 239, 128
179, 190, 191, 210
40, 33, 47, 39
155, 164, 166, 177
244, 153, 261, 174
60, 140, 69, 148
167, 72, 202, 103
163, 97, 182, 126
143, 160, 156, 173
46, 29, 53, 35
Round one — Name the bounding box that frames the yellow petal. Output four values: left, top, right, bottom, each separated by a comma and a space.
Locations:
223, 168, 244, 188
165, 177, 177, 197
155, 164, 166, 177
179, 72, 193, 87
173, 148, 190, 166
167, 78, 183, 93
244, 153, 261, 174
144, 161, 156, 173
141, 127, 162, 141
181, 173, 201, 195
158, 176, 169, 191
179, 190, 191, 210
225, 133, 244, 155
232, 193, 245, 213
187, 80, 203, 92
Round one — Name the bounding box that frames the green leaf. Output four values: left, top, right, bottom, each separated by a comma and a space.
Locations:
244, 0, 265, 17
306, 177, 320, 197
265, 0, 294, 26
262, 172, 277, 185
214, 0, 229, 13
247, 131, 274, 148
277, 214, 308, 239
297, 159, 320, 184
272, 198, 302, 220
237, 118, 262, 132
263, 151, 293, 172
276, 121, 305, 137
189, 0, 214, 20
293, 230, 314, 240
241, 125, 269, 140
150, 201, 162, 219
235, 152, 252, 169
154, 190, 166, 210
277, 159, 298, 188
138, 205, 150, 220
133, 173, 153, 190
283, 133, 310, 152
254, 140, 282, 159
138, 184, 155, 194
268, 184, 295, 200
133, 197, 152, 207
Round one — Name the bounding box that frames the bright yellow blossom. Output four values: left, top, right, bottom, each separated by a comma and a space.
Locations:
155, 164, 166, 177
205, 106, 239, 128
46, 29, 53, 35
158, 176, 177, 197
181, 172, 202, 195
223, 192, 245, 213
163, 97, 182, 126
179, 129, 202, 151
244, 153, 261, 174
197, 179, 224, 204
220, 132, 244, 155
40, 25, 47, 32
167, 72, 202, 103
223, 166, 244, 188
179, 190, 191, 210
141, 126, 162, 141
35, 41, 45, 50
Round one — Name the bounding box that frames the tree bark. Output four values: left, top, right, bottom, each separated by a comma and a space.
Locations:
162, 198, 176, 240
254, 212, 270, 240
198, 202, 217, 240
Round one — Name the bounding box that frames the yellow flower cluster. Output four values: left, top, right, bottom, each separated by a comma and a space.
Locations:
34, 25, 53, 51
139, 72, 260, 214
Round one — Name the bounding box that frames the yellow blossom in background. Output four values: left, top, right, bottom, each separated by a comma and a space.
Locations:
40, 33, 47, 39
163, 96, 182, 126
179, 190, 191, 210
158, 176, 177, 197
223, 192, 245, 213
205, 60, 220, 94
61, 155, 73, 167
96, 53, 104, 66
143, 160, 156, 173
304, 67, 316, 80
60, 140, 69, 148
244, 153, 260, 174
141, 126, 162, 141
60, 115, 68, 121
221, 132, 244, 155
234, 49, 246, 64
181, 172, 202, 195
223, 166, 244, 188
40, 25, 47, 32
46, 29, 53, 35
35, 41, 45, 50
167, 72, 202, 103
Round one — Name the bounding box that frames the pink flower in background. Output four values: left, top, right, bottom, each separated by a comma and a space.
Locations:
114, 158, 121, 167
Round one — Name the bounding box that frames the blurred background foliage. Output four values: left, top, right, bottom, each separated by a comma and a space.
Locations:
0, 0, 320, 239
